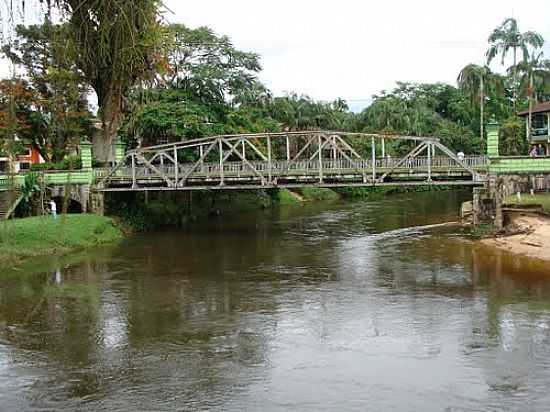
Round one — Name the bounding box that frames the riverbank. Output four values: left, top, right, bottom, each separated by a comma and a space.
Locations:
504, 193, 550, 212
482, 213, 550, 262
106, 186, 461, 232
106, 188, 339, 231
0, 215, 123, 267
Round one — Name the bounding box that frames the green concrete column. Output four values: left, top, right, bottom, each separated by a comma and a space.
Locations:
113, 138, 126, 164
80, 138, 93, 169
487, 121, 499, 158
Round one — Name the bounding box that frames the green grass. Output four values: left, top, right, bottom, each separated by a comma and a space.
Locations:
504, 193, 550, 212
295, 187, 340, 201
276, 189, 302, 206
0, 214, 123, 266
470, 223, 497, 239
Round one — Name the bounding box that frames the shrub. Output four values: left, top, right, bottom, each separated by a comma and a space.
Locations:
499, 118, 528, 156
31, 156, 82, 171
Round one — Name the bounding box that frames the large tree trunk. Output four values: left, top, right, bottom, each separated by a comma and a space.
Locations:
95, 82, 123, 163
513, 47, 518, 113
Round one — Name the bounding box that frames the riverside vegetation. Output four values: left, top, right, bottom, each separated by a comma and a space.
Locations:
0, 215, 123, 267
1, 12, 549, 170
1, 4, 549, 262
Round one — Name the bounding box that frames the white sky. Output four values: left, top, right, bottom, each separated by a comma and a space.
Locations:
164, 0, 550, 111
1, 0, 549, 112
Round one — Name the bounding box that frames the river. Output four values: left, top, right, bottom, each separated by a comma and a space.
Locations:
2, 190, 550, 411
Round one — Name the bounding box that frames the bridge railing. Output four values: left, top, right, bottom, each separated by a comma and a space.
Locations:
112, 155, 487, 180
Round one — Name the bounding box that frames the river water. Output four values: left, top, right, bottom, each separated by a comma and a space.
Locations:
2, 191, 550, 411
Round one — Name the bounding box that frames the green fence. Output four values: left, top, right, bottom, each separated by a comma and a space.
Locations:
489, 157, 550, 174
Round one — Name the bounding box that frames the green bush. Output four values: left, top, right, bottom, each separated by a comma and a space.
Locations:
470, 223, 497, 239
276, 189, 302, 205
334, 185, 455, 199
31, 156, 82, 171
499, 118, 528, 156
295, 187, 339, 201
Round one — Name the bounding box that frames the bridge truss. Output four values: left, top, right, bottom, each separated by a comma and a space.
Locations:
98, 131, 487, 191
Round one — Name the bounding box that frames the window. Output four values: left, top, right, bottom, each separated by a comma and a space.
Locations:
532, 114, 549, 136
0, 161, 8, 173
19, 162, 31, 171
533, 114, 547, 129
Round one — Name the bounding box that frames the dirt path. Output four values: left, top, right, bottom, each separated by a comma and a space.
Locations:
482, 215, 550, 262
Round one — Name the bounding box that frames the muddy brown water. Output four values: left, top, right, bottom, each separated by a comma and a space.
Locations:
2, 191, 550, 411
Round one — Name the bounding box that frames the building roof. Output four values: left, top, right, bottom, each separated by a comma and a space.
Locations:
518, 101, 550, 116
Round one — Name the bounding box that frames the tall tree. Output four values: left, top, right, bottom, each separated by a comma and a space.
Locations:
6, 1, 166, 160
0, 80, 30, 174
513, 52, 550, 136
486, 18, 544, 111
161, 24, 262, 104
457, 64, 502, 142
65, 0, 166, 160
2, 23, 92, 161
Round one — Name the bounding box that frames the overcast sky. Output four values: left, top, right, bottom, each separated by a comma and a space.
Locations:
164, 0, 550, 111
1, 1, 549, 112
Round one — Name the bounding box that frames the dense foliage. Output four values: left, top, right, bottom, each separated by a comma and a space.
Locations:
1, 23, 92, 161
1, 8, 550, 162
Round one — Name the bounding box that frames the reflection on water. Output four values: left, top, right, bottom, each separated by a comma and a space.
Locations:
2, 191, 550, 411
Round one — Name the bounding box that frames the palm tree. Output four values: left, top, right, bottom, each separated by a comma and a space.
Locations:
486, 18, 544, 110
457, 64, 501, 141
513, 52, 550, 137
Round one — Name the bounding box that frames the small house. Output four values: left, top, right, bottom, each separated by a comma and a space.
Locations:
0, 141, 45, 174
518, 101, 550, 154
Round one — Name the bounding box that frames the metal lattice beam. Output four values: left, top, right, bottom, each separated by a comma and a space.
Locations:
98, 131, 487, 191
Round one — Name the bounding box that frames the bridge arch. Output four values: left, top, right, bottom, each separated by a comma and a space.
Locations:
49, 185, 90, 213
98, 131, 487, 192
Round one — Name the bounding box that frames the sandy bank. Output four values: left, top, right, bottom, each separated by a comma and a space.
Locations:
482, 214, 550, 262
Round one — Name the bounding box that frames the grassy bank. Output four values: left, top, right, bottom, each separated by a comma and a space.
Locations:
334, 185, 458, 199
0, 214, 123, 266
504, 193, 550, 212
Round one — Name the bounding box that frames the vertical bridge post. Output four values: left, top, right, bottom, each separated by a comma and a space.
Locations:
131, 153, 137, 189
173, 146, 178, 187
318, 134, 323, 183
267, 134, 272, 184
427, 142, 432, 182
371, 137, 376, 182
218, 138, 224, 185
285, 135, 290, 161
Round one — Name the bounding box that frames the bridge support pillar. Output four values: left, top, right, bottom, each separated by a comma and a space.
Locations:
90, 192, 105, 216
471, 174, 512, 229
472, 186, 493, 225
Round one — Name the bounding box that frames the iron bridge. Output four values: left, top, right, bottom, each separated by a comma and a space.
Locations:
97, 131, 488, 191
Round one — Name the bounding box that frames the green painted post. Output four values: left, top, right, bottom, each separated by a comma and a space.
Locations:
487, 121, 499, 158
113, 138, 126, 164
80, 138, 93, 169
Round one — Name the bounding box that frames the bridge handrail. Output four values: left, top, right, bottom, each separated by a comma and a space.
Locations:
116, 155, 487, 179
